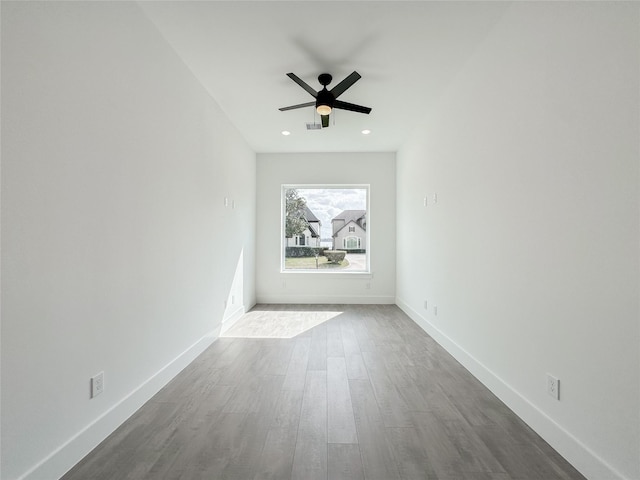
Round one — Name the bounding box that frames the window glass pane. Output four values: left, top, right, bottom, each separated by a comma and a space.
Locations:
283, 186, 369, 272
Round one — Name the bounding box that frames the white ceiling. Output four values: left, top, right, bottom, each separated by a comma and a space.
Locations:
138, 1, 511, 153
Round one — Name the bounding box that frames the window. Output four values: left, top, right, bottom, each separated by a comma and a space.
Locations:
344, 236, 360, 249
282, 185, 369, 272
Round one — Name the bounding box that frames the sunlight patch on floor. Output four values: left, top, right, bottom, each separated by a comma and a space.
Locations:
221, 309, 343, 338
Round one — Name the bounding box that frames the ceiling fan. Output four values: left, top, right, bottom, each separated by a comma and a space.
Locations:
279, 71, 372, 128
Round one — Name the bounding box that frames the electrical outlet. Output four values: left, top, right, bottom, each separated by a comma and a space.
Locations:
433, 305, 438, 316
424, 300, 428, 309
91, 372, 104, 398
547, 374, 560, 400
433, 193, 438, 204
423, 196, 428, 207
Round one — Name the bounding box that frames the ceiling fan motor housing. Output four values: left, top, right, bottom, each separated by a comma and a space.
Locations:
316, 87, 334, 110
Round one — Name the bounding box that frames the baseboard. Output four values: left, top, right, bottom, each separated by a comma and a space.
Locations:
221, 305, 245, 334
20, 328, 221, 480
395, 297, 628, 480
256, 294, 395, 305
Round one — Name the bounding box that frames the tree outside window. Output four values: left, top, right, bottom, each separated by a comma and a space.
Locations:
284, 188, 308, 239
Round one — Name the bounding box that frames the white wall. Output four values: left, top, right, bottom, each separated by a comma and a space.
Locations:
1, 3, 256, 479
396, 3, 639, 480
256, 153, 395, 304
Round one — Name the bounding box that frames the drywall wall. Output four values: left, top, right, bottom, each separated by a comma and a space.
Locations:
1, 3, 256, 479
396, 3, 639, 480
256, 152, 395, 304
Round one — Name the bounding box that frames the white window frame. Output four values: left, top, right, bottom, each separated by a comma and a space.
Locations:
281, 184, 370, 274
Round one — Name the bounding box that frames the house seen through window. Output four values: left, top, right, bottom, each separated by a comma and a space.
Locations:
282, 185, 369, 272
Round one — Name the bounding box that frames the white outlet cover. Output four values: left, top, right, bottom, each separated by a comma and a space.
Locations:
91, 372, 104, 398
547, 374, 560, 400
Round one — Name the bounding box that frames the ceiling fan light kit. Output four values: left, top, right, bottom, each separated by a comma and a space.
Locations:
279, 71, 371, 128
316, 104, 332, 115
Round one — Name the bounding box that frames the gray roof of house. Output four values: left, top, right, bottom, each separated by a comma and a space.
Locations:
332, 210, 366, 224
304, 205, 320, 223
331, 210, 366, 236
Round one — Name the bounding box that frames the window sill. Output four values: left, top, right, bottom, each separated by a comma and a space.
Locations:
280, 269, 373, 279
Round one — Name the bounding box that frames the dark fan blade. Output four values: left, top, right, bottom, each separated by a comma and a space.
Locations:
321, 114, 330, 128
333, 100, 372, 114
279, 101, 315, 112
286, 73, 317, 98
330, 71, 361, 99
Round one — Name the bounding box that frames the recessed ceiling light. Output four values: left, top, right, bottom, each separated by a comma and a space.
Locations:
362, 129, 371, 135
281, 130, 291, 136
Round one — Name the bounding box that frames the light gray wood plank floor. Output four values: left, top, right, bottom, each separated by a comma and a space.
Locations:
62, 304, 586, 480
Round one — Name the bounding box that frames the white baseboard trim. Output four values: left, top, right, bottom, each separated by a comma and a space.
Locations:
395, 297, 628, 480
21, 329, 220, 480
221, 305, 245, 334
256, 294, 395, 305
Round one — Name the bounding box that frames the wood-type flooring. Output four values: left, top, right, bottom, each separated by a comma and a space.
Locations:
62, 304, 586, 480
